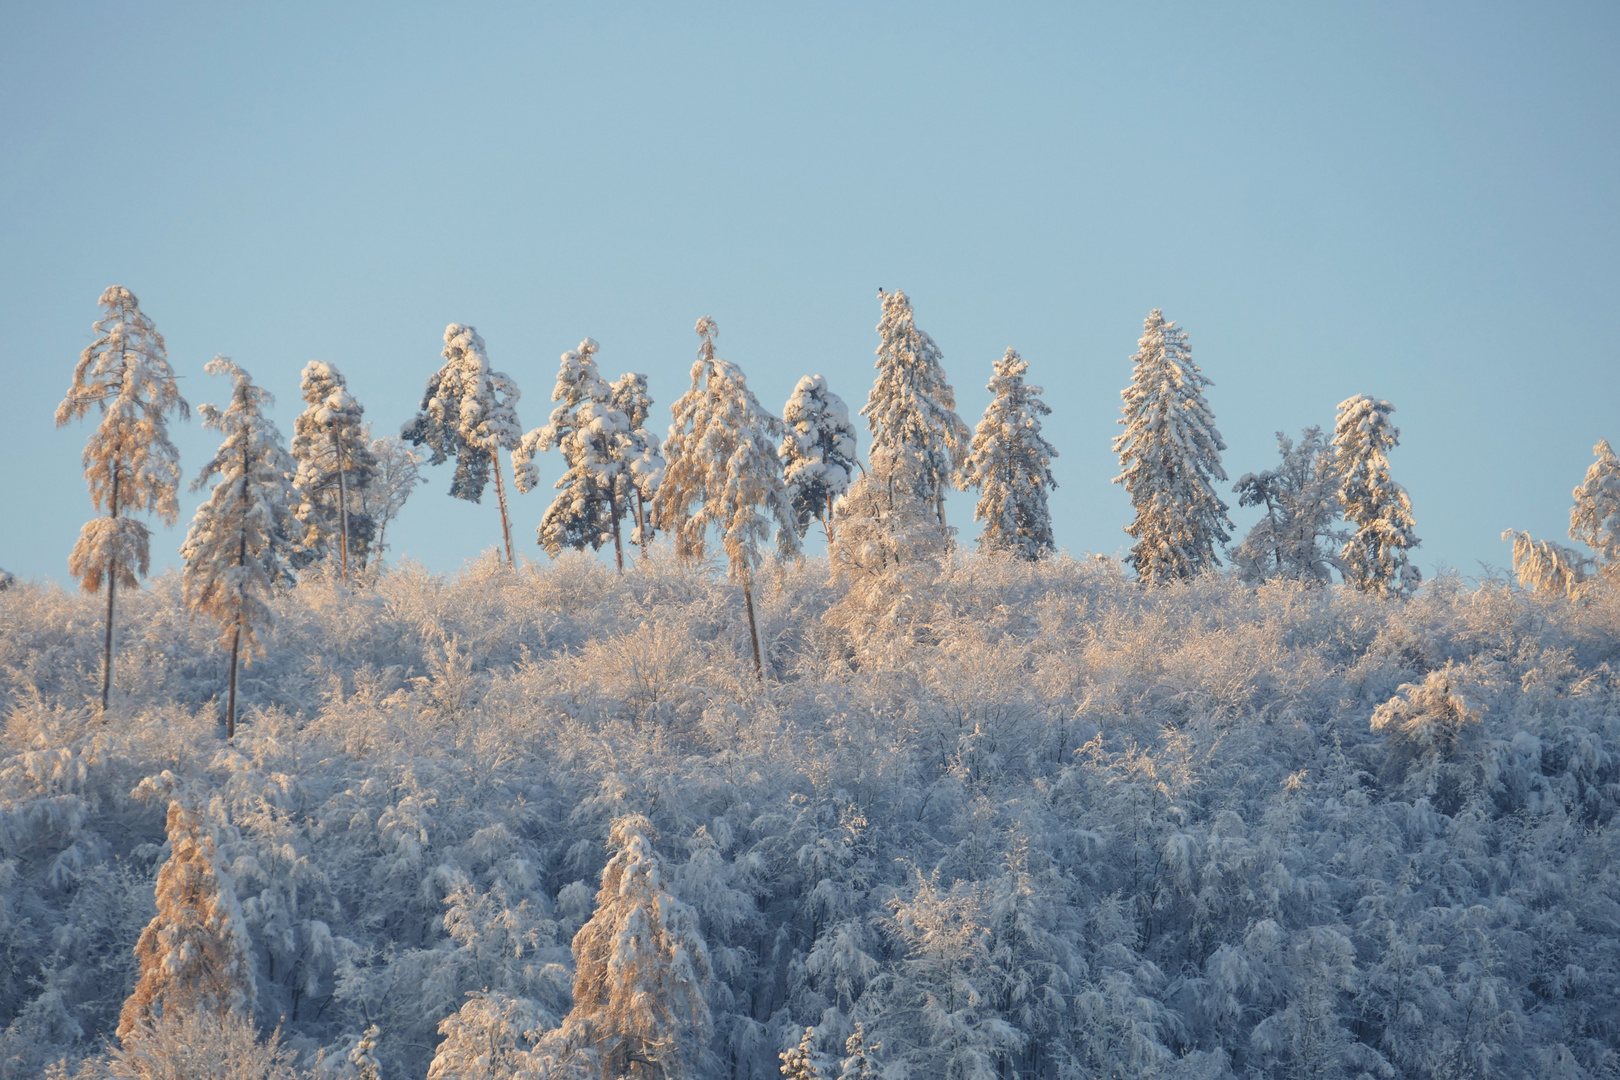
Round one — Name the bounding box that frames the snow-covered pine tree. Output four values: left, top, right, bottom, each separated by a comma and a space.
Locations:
54, 286, 190, 712
289, 361, 377, 582
402, 324, 523, 567
1333, 395, 1421, 598
1112, 310, 1231, 585
655, 318, 800, 676
513, 339, 637, 569
179, 358, 297, 740
780, 375, 858, 543
863, 290, 969, 529
838, 1022, 878, 1080
781, 1026, 823, 1080
548, 814, 714, 1080
1230, 427, 1346, 585
958, 348, 1058, 560
118, 777, 256, 1046
354, 429, 425, 569
1569, 438, 1620, 571
351, 1024, 382, 1080
611, 372, 666, 554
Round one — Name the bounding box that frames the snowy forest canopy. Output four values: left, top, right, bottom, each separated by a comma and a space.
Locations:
2, 284, 1620, 1079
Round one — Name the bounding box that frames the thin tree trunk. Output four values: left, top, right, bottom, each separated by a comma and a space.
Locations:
490, 446, 514, 568
743, 573, 763, 681
634, 491, 649, 557
228, 437, 251, 739
824, 490, 835, 545
226, 622, 241, 740
100, 466, 120, 715
609, 488, 625, 573
334, 431, 349, 582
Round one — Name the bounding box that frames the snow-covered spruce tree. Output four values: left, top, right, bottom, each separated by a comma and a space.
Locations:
351, 1024, 382, 1080
958, 348, 1058, 560
1111, 309, 1230, 585
654, 318, 800, 677
179, 358, 296, 739
863, 289, 969, 530
54, 285, 189, 712
543, 814, 714, 1080
402, 324, 523, 567
1230, 427, 1346, 585
354, 428, 425, 569
838, 1023, 878, 1080
289, 361, 377, 582
780, 1026, 823, 1080
513, 339, 637, 570
780, 375, 858, 543
611, 372, 666, 555
118, 778, 256, 1046
1570, 438, 1620, 571
1502, 529, 1588, 598
1333, 395, 1421, 597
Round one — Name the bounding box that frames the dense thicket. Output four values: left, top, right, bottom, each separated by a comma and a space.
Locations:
3, 554, 1618, 1079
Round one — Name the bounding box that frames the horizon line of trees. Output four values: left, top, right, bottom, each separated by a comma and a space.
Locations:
40, 285, 1620, 718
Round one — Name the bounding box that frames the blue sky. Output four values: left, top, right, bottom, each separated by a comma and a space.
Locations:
3, 2, 1616, 583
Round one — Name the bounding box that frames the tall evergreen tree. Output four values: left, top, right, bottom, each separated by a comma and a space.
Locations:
654, 318, 800, 676
1569, 438, 1620, 570
548, 814, 714, 1080
289, 361, 377, 582
1333, 395, 1421, 597
959, 348, 1058, 560
1230, 427, 1346, 585
179, 358, 296, 739
611, 372, 665, 556
781, 375, 858, 543
55, 285, 190, 712
1112, 309, 1231, 584
402, 324, 523, 567
863, 290, 969, 529
118, 779, 256, 1046
514, 339, 637, 570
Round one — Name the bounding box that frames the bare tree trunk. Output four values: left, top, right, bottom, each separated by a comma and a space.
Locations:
334, 431, 350, 582
490, 446, 514, 568
226, 622, 241, 740
228, 437, 251, 740
824, 490, 835, 545
100, 467, 120, 715
743, 573, 763, 681
634, 491, 649, 557
609, 488, 625, 573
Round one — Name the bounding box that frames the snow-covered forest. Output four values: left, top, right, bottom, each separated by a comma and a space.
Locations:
3, 284, 1620, 1079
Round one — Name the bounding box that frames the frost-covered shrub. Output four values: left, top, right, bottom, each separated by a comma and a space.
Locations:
1, 558, 1619, 1079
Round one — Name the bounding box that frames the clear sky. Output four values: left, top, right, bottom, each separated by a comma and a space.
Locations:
3, 2, 1617, 584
